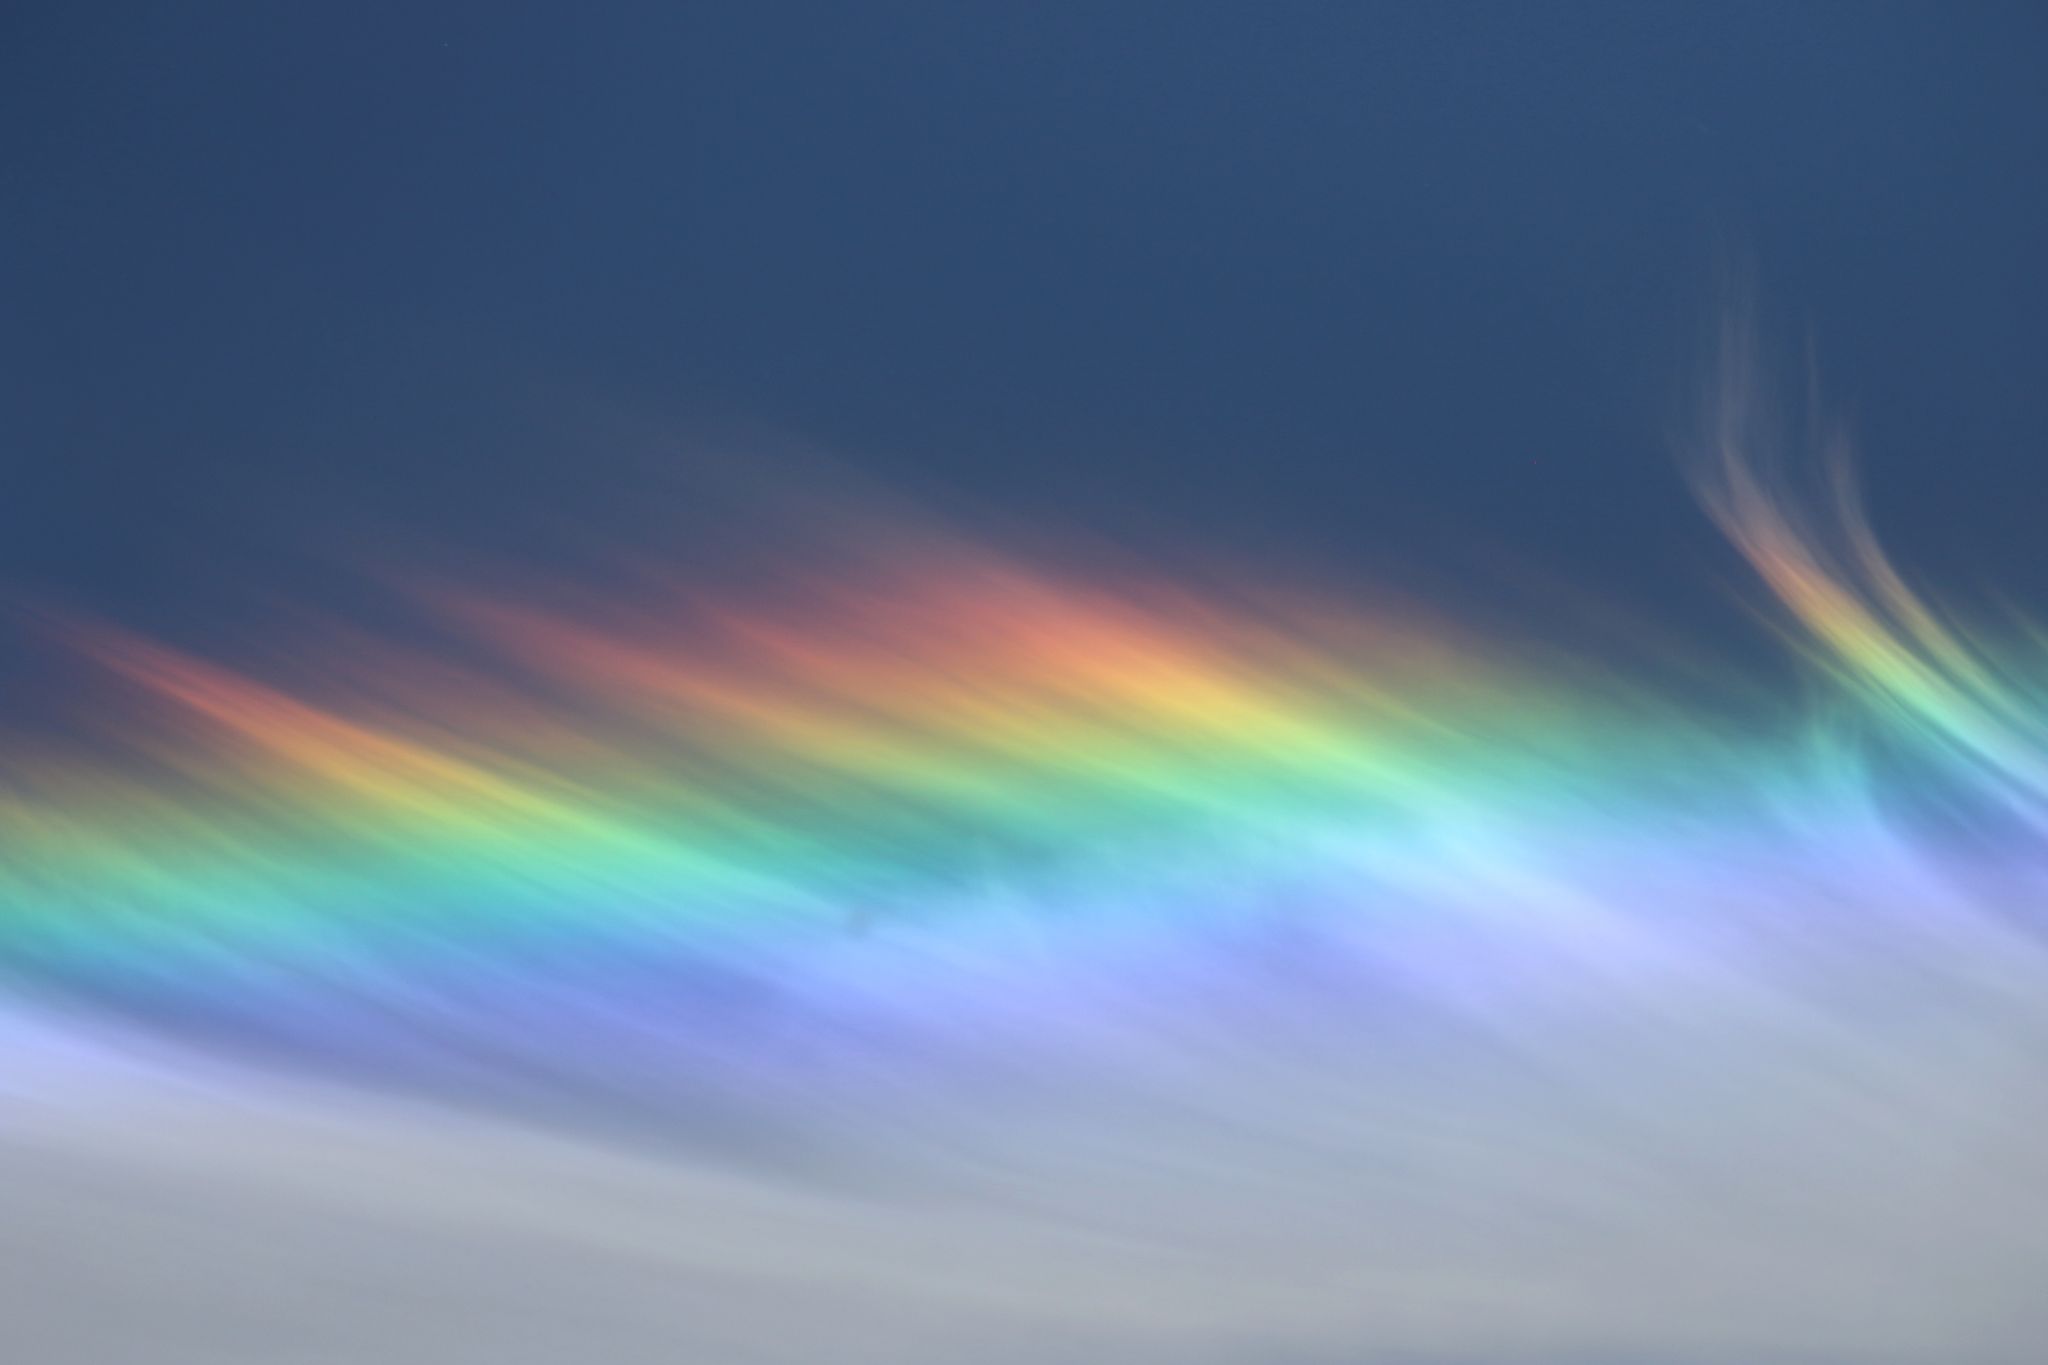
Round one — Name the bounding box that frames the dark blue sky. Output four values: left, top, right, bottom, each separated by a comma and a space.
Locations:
4, 3, 2045, 652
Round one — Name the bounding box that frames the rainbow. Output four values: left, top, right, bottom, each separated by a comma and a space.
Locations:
0, 344, 2035, 1134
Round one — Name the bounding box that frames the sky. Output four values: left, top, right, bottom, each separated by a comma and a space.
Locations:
6, 6, 2048, 1363
3, 3, 2044, 632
